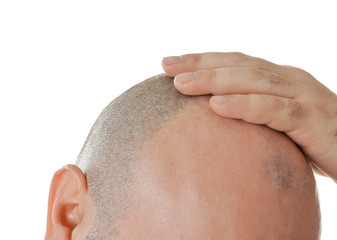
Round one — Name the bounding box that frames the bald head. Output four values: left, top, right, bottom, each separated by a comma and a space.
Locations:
75, 73, 320, 239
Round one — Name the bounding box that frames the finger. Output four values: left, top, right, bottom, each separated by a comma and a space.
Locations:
162, 52, 284, 77
174, 67, 296, 99
209, 94, 310, 133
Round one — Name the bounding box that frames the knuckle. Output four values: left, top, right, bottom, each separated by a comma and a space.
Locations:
229, 51, 246, 57
192, 54, 202, 65
286, 65, 304, 73
225, 68, 236, 80
205, 69, 218, 93
248, 68, 265, 80
287, 99, 308, 120
228, 52, 247, 63
267, 72, 291, 86
248, 56, 275, 69
208, 69, 217, 81
270, 97, 285, 111
286, 66, 313, 79
184, 53, 202, 66
253, 56, 269, 66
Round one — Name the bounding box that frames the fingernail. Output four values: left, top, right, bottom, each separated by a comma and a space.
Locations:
162, 56, 183, 66
175, 72, 198, 84
212, 96, 231, 105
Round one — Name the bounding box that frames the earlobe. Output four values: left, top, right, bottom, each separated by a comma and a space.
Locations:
44, 164, 94, 240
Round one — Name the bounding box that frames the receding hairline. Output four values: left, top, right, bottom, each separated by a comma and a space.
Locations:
75, 72, 320, 239
75, 73, 211, 168
77, 73, 213, 238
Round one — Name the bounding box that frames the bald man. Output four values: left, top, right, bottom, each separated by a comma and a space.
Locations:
45, 73, 321, 240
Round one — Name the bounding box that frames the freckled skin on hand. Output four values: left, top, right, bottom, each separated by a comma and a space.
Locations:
288, 100, 308, 120
268, 73, 290, 86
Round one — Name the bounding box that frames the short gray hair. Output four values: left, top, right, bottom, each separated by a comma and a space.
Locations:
76, 73, 209, 238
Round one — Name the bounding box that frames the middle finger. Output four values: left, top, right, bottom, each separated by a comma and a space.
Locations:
174, 67, 298, 99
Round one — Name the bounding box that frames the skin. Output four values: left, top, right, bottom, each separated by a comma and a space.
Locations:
45, 97, 321, 239
112, 98, 320, 239
161, 52, 337, 183
45, 164, 95, 240
45, 52, 330, 239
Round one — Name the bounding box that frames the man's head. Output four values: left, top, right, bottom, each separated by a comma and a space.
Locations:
45, 73, 321, 240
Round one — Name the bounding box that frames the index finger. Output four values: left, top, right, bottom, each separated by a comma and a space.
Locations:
162, 52, 284, 77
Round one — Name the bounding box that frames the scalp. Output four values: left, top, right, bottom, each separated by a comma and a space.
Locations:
77, 72, 320, 239
256, 126, 316, 196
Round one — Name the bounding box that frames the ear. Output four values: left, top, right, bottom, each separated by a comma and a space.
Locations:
45, 164, 94, 240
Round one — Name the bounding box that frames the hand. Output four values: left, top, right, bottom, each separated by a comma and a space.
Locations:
161, 52, 337, 183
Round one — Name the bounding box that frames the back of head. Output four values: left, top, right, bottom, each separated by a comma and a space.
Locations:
76, 73, 320, 239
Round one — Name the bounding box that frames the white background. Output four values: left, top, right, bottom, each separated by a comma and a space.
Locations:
1, 0, 336, 239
